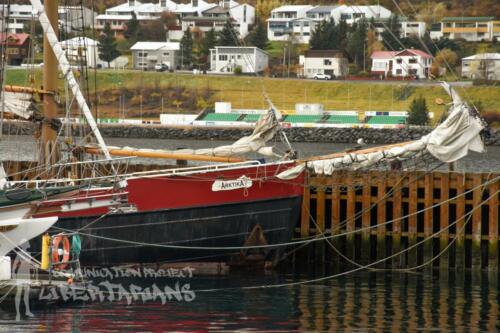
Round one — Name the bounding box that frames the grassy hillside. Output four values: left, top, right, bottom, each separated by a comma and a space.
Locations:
5, 68, 500, 121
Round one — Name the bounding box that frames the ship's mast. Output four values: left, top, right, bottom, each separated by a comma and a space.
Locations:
40, 0, 59, 166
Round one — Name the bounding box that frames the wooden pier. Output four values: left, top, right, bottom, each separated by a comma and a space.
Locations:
297, 170, 499, 272
4, 161, 499, 272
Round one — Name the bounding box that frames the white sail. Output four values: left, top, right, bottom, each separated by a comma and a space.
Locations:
277, 82, 486, 180
0, 163, 7, 190
86, 108, 281, 158
0, 92, 35, 119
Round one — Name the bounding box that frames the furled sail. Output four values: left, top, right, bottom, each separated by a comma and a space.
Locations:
0, 164, 8, 190
0, 91, 36, 119
277, 82, 486, 180
86, 108, 281, 159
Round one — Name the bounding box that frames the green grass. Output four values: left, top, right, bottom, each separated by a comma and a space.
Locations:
5, 68, 500, 123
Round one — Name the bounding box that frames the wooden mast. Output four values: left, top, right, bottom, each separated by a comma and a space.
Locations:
39, 0, 59, 167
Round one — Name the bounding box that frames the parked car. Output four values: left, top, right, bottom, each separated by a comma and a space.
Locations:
313, 73, 332, 80
154, 63, 169, 72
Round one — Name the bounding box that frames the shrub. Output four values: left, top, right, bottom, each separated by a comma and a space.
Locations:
407, 96, 429, 126
234, 66, 243, 75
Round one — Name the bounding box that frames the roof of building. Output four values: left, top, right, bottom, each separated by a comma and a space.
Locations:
307, 6, 338, 14
131, 41, 180, 51
462, 53, 500, 61
61, 36, 98, 47
442, 16, 494, 22
371, 49, 432, 59
182, 15, 231, 22
212, 46, 269, 56
203, 6, 229, 15
304, 49, 345, 58
271, 5, 313, 13
0, 33, 30, 46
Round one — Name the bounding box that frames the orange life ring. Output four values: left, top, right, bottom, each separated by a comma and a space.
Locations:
51, 234, 70, 270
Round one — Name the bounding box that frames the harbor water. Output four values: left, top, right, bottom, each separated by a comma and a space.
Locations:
0, 136, 499, 331
2, 135, 500, 172
0, 271, 498, 332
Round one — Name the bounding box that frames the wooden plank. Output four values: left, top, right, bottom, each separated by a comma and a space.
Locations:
471, 174, 483, 271
439, 172, 450, 271
361, 172, 372, 264
376, 172, 387, 265
455, 173, 466, 272
488, 177, 498, 272
423, 172, 434, 269
408, 173, 418, 267
392, 172, 402, 268
331, 172, 341, 265
346, 171, 356, 261
300, 174, 311, 237
315, 177, 326, 264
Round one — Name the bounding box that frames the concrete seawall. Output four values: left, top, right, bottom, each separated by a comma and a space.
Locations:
2, 121, 500, 145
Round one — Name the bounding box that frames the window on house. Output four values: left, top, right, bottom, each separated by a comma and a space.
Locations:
324, 59, 332, 66
219, 55, 228, 61
409, 58, 417, 64
396, 69, 402, 74
163, 52, 170, 56
138, 52, 148, 57
396, 58, 402, 64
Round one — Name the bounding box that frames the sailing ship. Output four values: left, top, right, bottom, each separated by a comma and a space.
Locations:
0, 0, 487, 266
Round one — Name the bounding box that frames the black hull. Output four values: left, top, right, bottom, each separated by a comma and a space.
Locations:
43, 196, 302, 265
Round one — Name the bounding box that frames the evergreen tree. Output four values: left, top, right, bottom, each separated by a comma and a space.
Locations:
310, 18, 348, 51
407, 96, 430, 125
98, 22, 121, 67
381, 15, 402, 51
347, 19, 368, 69
180, 28, 193, 69
218, 20, 238, 46
202, 28, 218, 56
246, 18, 269, 50
124, 12, 140, 43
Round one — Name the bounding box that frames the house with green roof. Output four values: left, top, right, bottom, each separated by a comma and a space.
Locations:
441, 16, 498, 42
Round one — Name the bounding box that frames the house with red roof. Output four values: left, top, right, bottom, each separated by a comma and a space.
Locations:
370, 49, 433, 79
0, 33, 30, 65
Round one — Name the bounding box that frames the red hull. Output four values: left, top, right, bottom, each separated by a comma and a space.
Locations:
128, 161, 304, 212
37, 161, 304, 218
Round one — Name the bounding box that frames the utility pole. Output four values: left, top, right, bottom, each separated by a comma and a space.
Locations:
40, 0, 60, 167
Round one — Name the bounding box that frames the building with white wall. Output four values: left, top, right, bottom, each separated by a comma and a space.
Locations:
61, 37, 100, 68
210, 46, 268, 73
461, 53, 500, 80
440, 17, 499, 42
1, 4, 96, 34
299, 50, 348, 78
331, 5, 392, 25
371, 49, 433, 79
267, 5, 313, 41
131, 41, 180, 70
96, 0, 177, 38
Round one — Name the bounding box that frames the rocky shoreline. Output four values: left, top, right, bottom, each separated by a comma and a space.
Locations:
2, 121, 500, 146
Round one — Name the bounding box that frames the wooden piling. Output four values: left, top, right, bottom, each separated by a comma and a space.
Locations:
295, 168, 500, 271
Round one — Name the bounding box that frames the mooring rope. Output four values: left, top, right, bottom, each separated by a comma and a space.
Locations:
49, 174, 500, 251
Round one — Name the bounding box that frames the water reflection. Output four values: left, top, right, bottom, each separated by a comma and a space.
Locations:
1, 271, 498, 332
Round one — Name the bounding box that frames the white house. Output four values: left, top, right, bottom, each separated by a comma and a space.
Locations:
299, 50, 348, 78
373, 19, 427, 40
0, 4, 96, 34
221, 0, 255, 38
61, 37, 100, 68
210, 46, 268, 73
461, 53, 500, 80
96, 0, 177, 38
131, 41, 180, 70
180, 1, 254, 38
331, 5, 392, 25
267, 5, 313, 41
371, 49, 433, 79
